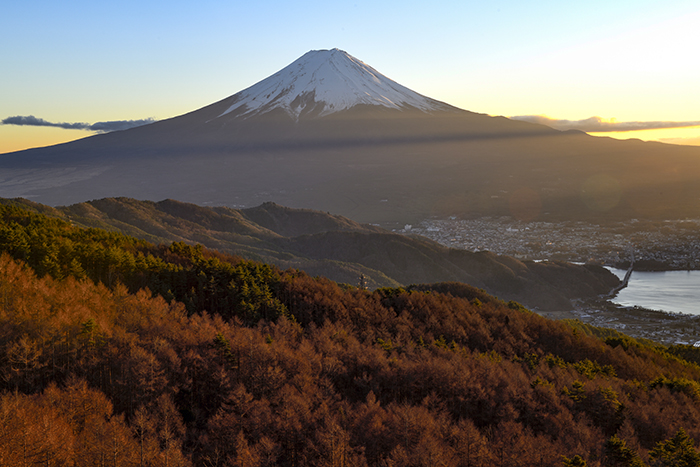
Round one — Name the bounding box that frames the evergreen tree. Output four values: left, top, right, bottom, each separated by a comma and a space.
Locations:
604, 434, 645, 467
563, 455, 588, 467
649, 428, 700, 467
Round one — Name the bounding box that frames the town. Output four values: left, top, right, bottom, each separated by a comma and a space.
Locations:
400, 217, 700, 345
405, 217, 700, 270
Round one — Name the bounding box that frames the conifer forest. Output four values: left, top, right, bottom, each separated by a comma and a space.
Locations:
2, 203, 700, 466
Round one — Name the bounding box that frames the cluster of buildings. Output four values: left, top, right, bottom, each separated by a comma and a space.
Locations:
404, 217, 700, 270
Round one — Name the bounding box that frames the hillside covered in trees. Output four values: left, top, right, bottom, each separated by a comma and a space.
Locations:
0, 197, 620, 311
2, 203, 700, 466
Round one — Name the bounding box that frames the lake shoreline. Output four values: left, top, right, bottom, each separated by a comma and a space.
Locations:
612, 260, 699, 272
604, 269, 700, 316
537, 297, 700, 346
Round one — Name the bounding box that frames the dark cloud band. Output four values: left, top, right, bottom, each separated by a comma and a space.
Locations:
1, 115, 155, 133
511, 115, 700, 133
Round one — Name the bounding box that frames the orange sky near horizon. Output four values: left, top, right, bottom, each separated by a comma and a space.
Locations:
3, 120, 700, 155
588, 127, 700, 147
0, 126, 90, 154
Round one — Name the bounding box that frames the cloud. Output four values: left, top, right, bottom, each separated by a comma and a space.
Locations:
88, 119, 157, 132
510, 115, 700, 133
2, 115, 90, 130
1, 115, 156, 133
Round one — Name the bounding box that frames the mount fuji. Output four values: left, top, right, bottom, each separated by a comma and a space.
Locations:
2, 49, 700, 225
215, 48, 457, 120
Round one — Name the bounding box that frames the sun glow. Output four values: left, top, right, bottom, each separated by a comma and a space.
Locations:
588, 126, 700, 146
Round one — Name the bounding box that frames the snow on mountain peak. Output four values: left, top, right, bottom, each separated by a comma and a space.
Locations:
218, 49, 454, 120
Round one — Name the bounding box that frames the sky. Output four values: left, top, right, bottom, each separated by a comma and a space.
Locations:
2, 0, 700, 153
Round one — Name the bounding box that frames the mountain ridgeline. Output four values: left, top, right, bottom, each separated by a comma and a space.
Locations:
2, 197, 619, 310
2, 49, 700, 226
3, 201, 700, 466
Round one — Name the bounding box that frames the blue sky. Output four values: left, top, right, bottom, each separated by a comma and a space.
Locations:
2, 0, 700, 152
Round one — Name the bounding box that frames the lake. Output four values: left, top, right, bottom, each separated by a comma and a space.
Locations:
607, 268, 700, 316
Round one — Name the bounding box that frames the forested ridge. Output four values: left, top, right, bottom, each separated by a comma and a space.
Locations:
2, 203, 700, 466
0, 196, 620, 311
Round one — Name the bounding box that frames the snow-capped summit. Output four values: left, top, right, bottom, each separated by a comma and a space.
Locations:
217, 48, 456, 120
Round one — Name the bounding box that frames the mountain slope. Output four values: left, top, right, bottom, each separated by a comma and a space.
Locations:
2, 49, 699, 225
277, 230, 618, 310
239, 201, 385, 237
2, 197, 619, 310
3, 226, 700, 466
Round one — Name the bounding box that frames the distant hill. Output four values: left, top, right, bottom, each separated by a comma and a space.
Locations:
2, 197, 619, 310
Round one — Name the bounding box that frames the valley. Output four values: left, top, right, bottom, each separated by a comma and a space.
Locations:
406, 216, 700, 344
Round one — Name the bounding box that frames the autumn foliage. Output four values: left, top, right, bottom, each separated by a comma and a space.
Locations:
1, 204, 700, 466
